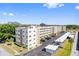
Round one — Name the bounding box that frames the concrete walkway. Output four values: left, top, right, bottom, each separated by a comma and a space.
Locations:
71, 32, 79, 56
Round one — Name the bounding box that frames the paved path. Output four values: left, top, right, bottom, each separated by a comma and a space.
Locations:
71, 32, 79, 56
0, 46, 11, 56
22, 32, 65, 56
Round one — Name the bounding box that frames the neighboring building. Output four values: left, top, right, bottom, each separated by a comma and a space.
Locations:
37, 26, 52, 38
37, 26, 53, 44
51, 25, 66, 35
15, 25, 66, 50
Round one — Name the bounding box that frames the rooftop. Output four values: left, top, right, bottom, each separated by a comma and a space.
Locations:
45, 44, 59, 51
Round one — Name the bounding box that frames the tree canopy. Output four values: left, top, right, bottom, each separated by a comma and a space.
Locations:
40, 23, 46, 26
0, 24, 16, 42
66, 25, 79, 29
0, 24, 15, 35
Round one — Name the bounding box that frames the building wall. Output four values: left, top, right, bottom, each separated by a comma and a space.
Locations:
15, 25, 66, 50
15, 26, 37, 50
27, 26, 37, 50
62, 26, 66, 31
53, 26, 58, 34
16, 27, 27, 45
37, 26, 52, 39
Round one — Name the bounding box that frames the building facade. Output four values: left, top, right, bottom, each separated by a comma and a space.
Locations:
15, 25, 66, 50
15, 26, 37, 50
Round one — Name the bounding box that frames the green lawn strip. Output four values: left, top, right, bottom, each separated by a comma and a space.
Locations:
53, 40, 73, 56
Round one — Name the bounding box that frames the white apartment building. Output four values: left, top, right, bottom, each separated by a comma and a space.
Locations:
37, 26, 53, 44
15, 25, 66, 50
15, 25, 37, 50
37, 26, 52, 38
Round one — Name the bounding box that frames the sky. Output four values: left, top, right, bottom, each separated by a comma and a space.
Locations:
0, 3, 79, 25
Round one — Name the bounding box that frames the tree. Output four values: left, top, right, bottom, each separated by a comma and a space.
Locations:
67, 37, 74, 43
0, 24, 15, 35
66, 25, 79, 30
40, 23, 46, 26
0, 32, 12, 42
40, 38, 45, 43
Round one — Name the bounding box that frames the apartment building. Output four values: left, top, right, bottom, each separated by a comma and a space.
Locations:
51, 25, 66, 35
37, 26, 52, 38
36, 26, 52, 44
15, 25, 37, 50
15, 25, 66, 50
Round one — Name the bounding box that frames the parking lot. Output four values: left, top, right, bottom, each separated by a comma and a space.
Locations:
22, 32, 65, 56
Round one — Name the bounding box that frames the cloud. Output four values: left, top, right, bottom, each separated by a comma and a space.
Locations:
43, 3, 64, 8
9, 13, 14, 16
59, 4, 64, 7
2, 12, 14, 16
75, 5, 79, 10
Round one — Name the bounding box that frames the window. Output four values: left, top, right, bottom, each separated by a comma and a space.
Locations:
29, 35, 31, 37
34, 34, 35, 36
33, 42, 35, 44
34, 30, 35, 32
19, 38, 20, 39
29, 44, 31, 46
18, 30, 20, 32
34, 38, 35, 40
26, 31, 27, 33
26, 36, 28, 38
23, 35, 24, 37
23, 31, 24, 32
29, 31, 31, 33
29, 40, 31, 42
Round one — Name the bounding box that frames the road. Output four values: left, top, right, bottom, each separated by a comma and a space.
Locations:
22, 32, 65, 56
0, 46, 11, 56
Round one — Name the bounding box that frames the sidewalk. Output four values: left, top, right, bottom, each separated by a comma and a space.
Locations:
71, 32, 79, 56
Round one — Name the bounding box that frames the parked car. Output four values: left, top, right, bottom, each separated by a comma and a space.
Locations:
51, 34, 56, 37
42, 48, 46, 51
45, 37, 51, 40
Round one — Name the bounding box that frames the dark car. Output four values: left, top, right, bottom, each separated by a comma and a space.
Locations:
45, 37, 51, 40
42, 48, 46, 51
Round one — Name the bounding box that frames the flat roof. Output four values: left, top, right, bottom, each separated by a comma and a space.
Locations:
55, 32, 71, 42
45, 44, 59, 51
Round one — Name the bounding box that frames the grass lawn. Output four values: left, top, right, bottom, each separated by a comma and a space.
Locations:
0, 44, 16, 55
53, 39, 73, 56
0, 41, 28, 56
